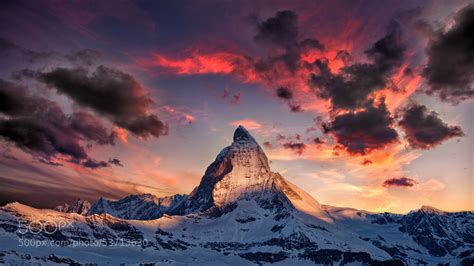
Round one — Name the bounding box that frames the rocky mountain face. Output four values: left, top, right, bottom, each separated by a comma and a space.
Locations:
168, 126, 310, 218
371, 206, 474, 258
87, 193, 186, 220
1, 126, 473, 265
54, 199, 91, 215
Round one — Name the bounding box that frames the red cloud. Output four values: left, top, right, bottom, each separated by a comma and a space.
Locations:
229, 119, 262, 130
138, 51, 257, 81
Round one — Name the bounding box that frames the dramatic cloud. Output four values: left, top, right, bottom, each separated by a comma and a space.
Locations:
254, 10, 323, 72
28, 65, 167, 138
276, 86, 293, 99
108, 158, 123, 167
254, 10, 298, 48
282, 142, 306, 155
0, 79, 117, 169
399, 104, 464, 149
364, 23, 406, 72
141, 51, 254, 78
422, 5, 474, 103
70, 112, 115, 145
0, 79, 38, 116
309, 23, 405, 110
80, 159, 109, 169
383, 177, 417, 188
323, 100, 398, 155
275, 86, 302, 112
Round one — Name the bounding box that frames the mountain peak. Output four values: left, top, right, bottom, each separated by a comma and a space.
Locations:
169, 126, 331, 221
416, 205, 445, 215
233, 125, 256, 142
54, 198, 91, 215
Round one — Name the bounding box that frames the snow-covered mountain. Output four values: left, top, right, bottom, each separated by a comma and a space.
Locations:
0, 126, 473, 265
88, 193, 186, 220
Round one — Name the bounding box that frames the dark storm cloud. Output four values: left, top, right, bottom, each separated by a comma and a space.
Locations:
108, 158, 123, 167
0, 79, 34, 116
276, 86, 293, 99
383, 177, 417, 188
0, 117, 88, 161
0, 79, 118, 169
309, 23, 405, 110
399, 104, 464, 149
70, 112, 116, 145
29, 65, 167, 138
275, 86, 303, 112
254, 10, 323, 72
310, 61, 387, 110
323, 100, 398, 155
283, 142, 306, 155
364, 22, 405, 72
254, 10, 298, 48
422, 4, 474, 103
80, 159, 109, 169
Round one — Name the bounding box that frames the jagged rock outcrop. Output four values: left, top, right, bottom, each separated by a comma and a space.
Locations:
170, 126, 298, 215
87, 193, 186, 220
54, 199, 91, 215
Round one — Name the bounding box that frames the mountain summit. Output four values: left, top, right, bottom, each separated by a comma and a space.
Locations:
1, 126, 472, 265
233, 125, 257, 142
169, 126, 328, 220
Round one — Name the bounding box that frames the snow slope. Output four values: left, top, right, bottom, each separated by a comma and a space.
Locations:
1, 126, 472, 265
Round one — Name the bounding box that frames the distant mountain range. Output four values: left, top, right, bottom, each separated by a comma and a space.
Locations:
1, 126, 473, 265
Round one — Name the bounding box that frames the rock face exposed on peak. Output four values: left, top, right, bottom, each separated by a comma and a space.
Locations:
169, 125, 312, 217
233, 125, 256, 142
54, 199, 91, 215
88, 193, 186, 220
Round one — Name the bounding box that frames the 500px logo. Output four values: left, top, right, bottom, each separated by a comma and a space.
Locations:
17, 219, 74, 235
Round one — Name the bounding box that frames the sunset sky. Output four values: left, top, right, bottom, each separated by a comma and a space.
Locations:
0, 0, 472, 213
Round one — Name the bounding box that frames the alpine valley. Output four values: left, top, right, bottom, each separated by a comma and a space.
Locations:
0, 127, 473, 265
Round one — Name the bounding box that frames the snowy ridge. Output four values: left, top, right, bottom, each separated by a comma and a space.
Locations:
88, 193, 186, 220
0, 126, 473, 265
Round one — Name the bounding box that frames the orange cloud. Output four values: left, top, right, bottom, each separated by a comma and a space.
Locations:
229, 119, 262, 130
138, 51, 257, 81
163, 105, 196, 125
113, 127, 129, 144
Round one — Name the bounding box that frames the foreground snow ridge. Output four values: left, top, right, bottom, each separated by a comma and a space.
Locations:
0, 126, 473, 265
